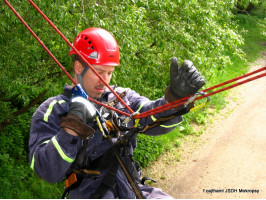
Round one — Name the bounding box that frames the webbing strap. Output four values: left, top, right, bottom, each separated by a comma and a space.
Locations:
109, 140, 145, 199
76, 65, 90, 89
90, 154, 119, 199
71, 139, 89, 170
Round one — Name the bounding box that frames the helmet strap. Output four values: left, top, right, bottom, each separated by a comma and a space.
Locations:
77, 65, 89, 88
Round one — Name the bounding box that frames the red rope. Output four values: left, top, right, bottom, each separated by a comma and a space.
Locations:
26, 0, 134, 113
27, 0, 134, 115
4, 0, 131, 117
135, 67, 266, 119
203, 66, 266, 93
5, 0, 266, 120
3, 0, 76, 85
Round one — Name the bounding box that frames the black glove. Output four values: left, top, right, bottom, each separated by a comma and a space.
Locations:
68, 96, 97, 124
165, 57, 205, 102
60, 97, 96, 139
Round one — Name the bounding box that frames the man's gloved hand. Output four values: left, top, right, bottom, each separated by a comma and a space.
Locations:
60, 97, 96, 139
165, 57, 205, 103
68, 97, 97, 124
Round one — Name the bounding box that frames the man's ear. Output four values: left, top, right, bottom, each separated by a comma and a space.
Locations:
74, 60, 84, 75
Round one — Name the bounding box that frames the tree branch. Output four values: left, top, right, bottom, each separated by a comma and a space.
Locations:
0, 90, 47, 132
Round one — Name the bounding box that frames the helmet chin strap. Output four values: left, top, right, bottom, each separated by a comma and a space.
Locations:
76, 65, 89, 89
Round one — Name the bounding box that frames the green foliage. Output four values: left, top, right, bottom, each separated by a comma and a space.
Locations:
250, 0, 266, 18
0, 155, 63, 198
235, 0, 259, 11
235, 14, 266, 62
0, 111, 63, 198
134, 127, 184, 168
0, 0, 265, 198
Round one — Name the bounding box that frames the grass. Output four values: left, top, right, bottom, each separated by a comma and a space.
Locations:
235, 14, 266, 62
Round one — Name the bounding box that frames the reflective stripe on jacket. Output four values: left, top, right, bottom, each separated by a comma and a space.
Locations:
29, 84, 182, 198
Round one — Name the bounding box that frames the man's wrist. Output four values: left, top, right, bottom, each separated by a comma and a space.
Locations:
64, 127, 79, 136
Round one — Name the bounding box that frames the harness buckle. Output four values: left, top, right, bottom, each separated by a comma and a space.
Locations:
64, 173, 78, 190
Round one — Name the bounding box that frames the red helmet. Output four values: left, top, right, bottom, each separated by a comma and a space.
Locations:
69, 27, 120, 66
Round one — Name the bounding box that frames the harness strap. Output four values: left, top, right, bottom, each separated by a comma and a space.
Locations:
124, 149, 140, 181
72, 139, 89, 169
90, 154, 119, 198
111, 143, 145, 199
77, 65, 89, 89
140, 106, 191, 133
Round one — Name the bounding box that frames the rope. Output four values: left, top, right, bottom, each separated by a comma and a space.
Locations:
135, 68, 266, 119
4, 0, 131, 117
3, 0, 76, 85
27, 0, 134, 115
4, 0, 266, 121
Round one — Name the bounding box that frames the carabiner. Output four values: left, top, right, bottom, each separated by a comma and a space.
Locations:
122, 112, 140, 127
189, 91, 210, 113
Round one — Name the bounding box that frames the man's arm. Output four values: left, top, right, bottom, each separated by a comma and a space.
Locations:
29, 97, 82, 183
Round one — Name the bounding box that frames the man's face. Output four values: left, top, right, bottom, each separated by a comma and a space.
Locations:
82, 64, 115, 99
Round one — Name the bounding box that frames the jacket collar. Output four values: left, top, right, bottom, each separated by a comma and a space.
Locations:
63, 84, 116, 101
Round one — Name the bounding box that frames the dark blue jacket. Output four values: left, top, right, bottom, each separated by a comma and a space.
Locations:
29, 84, 182, 198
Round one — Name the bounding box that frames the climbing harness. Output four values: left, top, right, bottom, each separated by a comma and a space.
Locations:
62, 85, 192, 198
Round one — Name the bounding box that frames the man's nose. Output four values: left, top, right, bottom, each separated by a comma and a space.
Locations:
101, 73, 110, 83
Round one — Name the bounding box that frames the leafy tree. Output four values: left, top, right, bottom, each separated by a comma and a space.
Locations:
235, 0, 259, 12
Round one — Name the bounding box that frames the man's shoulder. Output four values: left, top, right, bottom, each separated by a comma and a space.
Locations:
114, 86, 131, 94
107, 86, 140, 100
32, 93, 69, 120
42, 94, 69, 108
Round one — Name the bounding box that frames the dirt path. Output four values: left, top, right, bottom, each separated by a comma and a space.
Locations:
143, 53, 266, 199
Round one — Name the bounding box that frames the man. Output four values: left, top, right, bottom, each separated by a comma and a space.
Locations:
29, 27, 205, 198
